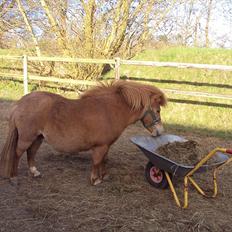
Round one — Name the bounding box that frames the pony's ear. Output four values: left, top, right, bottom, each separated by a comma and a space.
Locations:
151, 94, 167, 107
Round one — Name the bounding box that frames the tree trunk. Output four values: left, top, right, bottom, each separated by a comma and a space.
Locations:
81, 0, 96, 57
39, 0, 67, 52
205, 0, 213, 47
16, 0, 41, 56
194, 15, 200, 47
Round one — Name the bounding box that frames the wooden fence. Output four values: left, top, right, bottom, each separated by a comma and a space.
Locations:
0, 55, 232, 100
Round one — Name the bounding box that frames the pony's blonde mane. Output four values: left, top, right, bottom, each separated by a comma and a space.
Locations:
81, 80, 167, 110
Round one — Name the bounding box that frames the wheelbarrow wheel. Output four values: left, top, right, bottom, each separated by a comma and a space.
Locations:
145, 162, 170, 189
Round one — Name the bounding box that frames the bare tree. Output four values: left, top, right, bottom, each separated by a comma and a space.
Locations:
205, 0, 213, 47
0, 0, 16, 48
34, 0, 177, 79
16, 0, 41, 56
1, 0, 231, 80
39, 0, 68, 53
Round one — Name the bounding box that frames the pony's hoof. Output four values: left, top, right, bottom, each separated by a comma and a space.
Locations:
91, 177, 102, 185
33, 170, 41, 178
93, 178, 102, 185
30, 167, 41, 178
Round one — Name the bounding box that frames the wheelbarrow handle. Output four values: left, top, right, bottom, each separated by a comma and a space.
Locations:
226, 149, 232, 154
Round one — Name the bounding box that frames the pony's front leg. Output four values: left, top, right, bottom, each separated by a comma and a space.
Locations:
99, 157, 109, 180
91, 145, 109, 185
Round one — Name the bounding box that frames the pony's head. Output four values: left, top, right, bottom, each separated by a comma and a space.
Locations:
140, 94, 166, 136
115, 80, 167, 136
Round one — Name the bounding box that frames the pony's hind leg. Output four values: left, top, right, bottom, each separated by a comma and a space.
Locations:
27, 135, 43, 177
12, 129, 40, 178
12, 136, 34, 177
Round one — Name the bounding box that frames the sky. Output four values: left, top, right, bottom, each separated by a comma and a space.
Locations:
209, 0, 232, 48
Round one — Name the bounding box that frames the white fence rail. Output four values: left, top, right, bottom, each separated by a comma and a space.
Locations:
0, 55, 232, 100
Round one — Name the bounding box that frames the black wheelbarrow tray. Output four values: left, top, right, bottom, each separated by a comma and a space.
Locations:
130, 134, 232, 208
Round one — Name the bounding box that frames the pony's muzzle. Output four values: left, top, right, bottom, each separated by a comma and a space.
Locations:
151, 123, 164, 137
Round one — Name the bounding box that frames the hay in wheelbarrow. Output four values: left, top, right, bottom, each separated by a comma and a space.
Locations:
156, 140, 217, 166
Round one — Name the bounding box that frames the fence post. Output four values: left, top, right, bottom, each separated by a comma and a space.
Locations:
23, 54, 28, 95
114, 57, 120, 80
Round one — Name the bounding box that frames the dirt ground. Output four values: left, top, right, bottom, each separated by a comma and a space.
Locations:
0, 100, 232, 232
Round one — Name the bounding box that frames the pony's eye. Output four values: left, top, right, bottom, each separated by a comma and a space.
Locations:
157, 109, 161, 114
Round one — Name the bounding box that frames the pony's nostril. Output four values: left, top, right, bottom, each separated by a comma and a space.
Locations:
151, 129, 158, 137
153, 125, 164, 137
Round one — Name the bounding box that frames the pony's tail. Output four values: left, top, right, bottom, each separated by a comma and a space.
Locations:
0, 121, 18, 178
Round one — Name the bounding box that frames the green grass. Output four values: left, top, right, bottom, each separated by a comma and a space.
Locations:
0, 48, 25, 100
0, 46, 232, 139
0, 48, 24, 56
134, 47, 232, 64
0, 80, 80, 101
0, 49, 24, 77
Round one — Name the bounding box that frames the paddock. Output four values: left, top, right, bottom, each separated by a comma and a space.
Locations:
0, 100, 231, 232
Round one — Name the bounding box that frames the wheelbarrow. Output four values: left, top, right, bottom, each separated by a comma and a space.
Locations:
130, 134, 232, 208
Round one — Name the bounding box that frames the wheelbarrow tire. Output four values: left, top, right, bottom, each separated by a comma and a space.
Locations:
145, 162, 170, 189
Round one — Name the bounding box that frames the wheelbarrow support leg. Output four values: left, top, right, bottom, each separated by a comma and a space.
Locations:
164, 172, 181, 207
188, 171, 218, 198
164, 173, 190, 208
165, 148, 232, 208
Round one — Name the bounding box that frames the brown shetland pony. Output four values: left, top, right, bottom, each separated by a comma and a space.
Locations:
0, 80, 166, 185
